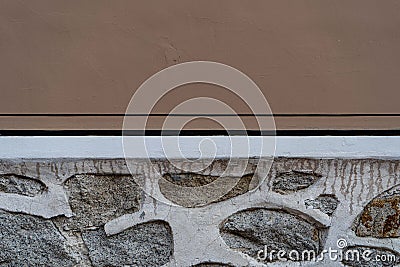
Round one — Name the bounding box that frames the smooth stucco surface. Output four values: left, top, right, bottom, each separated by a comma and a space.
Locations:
1, 1, 400, 130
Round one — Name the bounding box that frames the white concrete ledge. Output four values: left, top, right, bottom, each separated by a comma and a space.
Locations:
0, 136, 399, 159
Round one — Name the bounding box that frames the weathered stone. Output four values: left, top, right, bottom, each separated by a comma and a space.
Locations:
217, 173, 256, 202
0, 174, 45, 197
0, 210, 76, 266
0, 158, 399, 266
192, 263, 234, 267
305, 194, 339, 216
220, 208, 328, 263
82, 221, 173, 267
342, 245, 400, 267
163, 172, 218, 186
161, 172, 256, 207
353, 184, 400, 238
272, 170, 322, 194
59, 174, 141, 230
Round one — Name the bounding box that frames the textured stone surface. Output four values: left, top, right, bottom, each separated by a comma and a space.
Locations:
163, 172, 218, 186
272, 170, 322, 194
0, 174, 45, 197
192, 263, 234, 267
305, 194, 339, 216
342, 246, 400, 267
161, 172, 255, 207
59, 174, 141, 230
82, 221, 173, 267
0, 210, 76, 266
220, 208, 328, 263
353, 184, 400, 238
0, 158, 399, 266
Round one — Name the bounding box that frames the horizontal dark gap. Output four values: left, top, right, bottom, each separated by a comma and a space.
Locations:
0, 113, 400, 117
0, 130, 400, 136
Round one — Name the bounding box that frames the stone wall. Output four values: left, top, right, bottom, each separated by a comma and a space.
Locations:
0, 158, 399, 266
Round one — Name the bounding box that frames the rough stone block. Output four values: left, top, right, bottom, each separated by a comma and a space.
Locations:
161, 172, 255, 207
353, 184, 400, 238
272, 170, 322, 194
220, 208, 328, 263
82, 221, 173, 267
0, 174, 45, 197
192, 263, 234, 267
0, 210, 76, 266
59, 174, 141, 230
305, 194, 339, 216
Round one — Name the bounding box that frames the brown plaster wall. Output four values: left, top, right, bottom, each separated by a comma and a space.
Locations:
1, 1, 400, 130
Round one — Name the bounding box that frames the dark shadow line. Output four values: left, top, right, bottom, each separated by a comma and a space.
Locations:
1, 129, 400, 136
1, 113, 400, 117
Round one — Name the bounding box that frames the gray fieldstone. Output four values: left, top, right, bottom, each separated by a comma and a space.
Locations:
161, 172, 256, 207
0, 158, 399, 266
342, 245, 400, 267
192, 263, 234, 267
82, 221, 173, 267
220, 208, 328, 263
305, 194, 340, 216
0, 174, 45, 197
353, 184, 400, 238
272, 170, 322, 194
0, 210, 76, 266
58, 174, 141, 230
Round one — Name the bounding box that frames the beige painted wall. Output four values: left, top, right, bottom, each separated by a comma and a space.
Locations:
1, 1, 400, 130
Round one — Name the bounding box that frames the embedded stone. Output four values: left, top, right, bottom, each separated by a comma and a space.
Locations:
353, 184, 400, 238
161, 172, 256, 207
0, 210, 76, 266
305, 194, 339, 216
0, 174, 45, 197
82, 221, 173, 267
59, 174, 141, 230
220, 208, 328, 263
192, 263, 234, 267
272, 170, 322, 194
